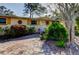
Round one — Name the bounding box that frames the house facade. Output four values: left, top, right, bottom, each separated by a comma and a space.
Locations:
0, 16, 53, 29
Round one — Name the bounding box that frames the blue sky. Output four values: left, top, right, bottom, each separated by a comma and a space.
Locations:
0, 3, 54, 18
0, 3, 24, 16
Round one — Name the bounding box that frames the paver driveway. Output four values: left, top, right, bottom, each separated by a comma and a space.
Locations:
0, 34, 79, 55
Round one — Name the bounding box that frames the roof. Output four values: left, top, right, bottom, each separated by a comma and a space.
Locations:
0, 15, 30, 19
32, 16, 53, 21
0, 15, 53, 21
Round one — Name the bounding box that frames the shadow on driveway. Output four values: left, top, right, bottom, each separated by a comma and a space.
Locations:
0, 34, 40, 43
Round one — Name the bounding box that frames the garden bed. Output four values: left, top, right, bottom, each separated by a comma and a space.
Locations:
0, 25, 36, 40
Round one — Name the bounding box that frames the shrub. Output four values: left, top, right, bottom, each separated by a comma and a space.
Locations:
4, 25, 28, 38
75, 17, 79, 36
43, 21, 68, 42
76, 17, 79, 29
11, 25, 27, 37
75, 26, 79, 36
0, 27, 5, 35
41, 21, 68, 48
75, 30, 79, 36
55, 40, 65, 48
28, 27, 36, 34
0, 25, 36, 39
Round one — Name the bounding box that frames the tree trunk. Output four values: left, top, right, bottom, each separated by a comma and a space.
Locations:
70, 19, 75, 43
65, 20, 71, 43
30, 11, 32, 18
65, 19, 75, 44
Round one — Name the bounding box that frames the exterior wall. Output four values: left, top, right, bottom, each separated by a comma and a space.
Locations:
0, 16, 31, 27
0, 16, 11, 25
35, 20, 53, 31
6, 17, 11, 25
37, 20, 46, 26
36, 20, 46, 30
49, 20, 53, 24
37, 20, 52, 26
27, 19, 32, 25
0, 16, 11, 27
0, 24, 6, 27
0, 16, 53, 29
10, 18, 29, 25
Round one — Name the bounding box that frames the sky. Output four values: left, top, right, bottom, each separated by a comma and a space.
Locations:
0, 3, 24, 17
0, 3, 55, 18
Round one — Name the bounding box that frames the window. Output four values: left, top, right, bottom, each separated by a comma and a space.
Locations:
0, 18, 6, 24
31, 20, 37, 25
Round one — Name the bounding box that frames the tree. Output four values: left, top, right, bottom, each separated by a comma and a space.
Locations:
0, 6, 6, 15
4, 9, 14, 16
23, 3, 47, 18
51, 9, 62, 21
54, 3, 79, 44
0, 6, 15, 16
46, 4, 62, 21
47, 3, 79, 43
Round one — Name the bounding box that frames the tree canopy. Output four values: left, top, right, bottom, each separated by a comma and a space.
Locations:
0, 6, 15, 16
23, 3, 47, 18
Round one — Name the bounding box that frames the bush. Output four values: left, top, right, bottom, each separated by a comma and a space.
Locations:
55, 40, 65, 48
0, 27, 5, 35
2, 25, 36, 39
41, 21, 68, 48
75, 26, 79, 36
0, 25, 36, 39
75, 30, 79, 36
75, 17, 79, 36
43, 22, 68, 41
76, 17, 79, 29
6, 25, 28, 37
28, 27, 36, 34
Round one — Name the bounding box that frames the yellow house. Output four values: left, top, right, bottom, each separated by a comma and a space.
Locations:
0, 15, 31, 27
0, 15, 53, 28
